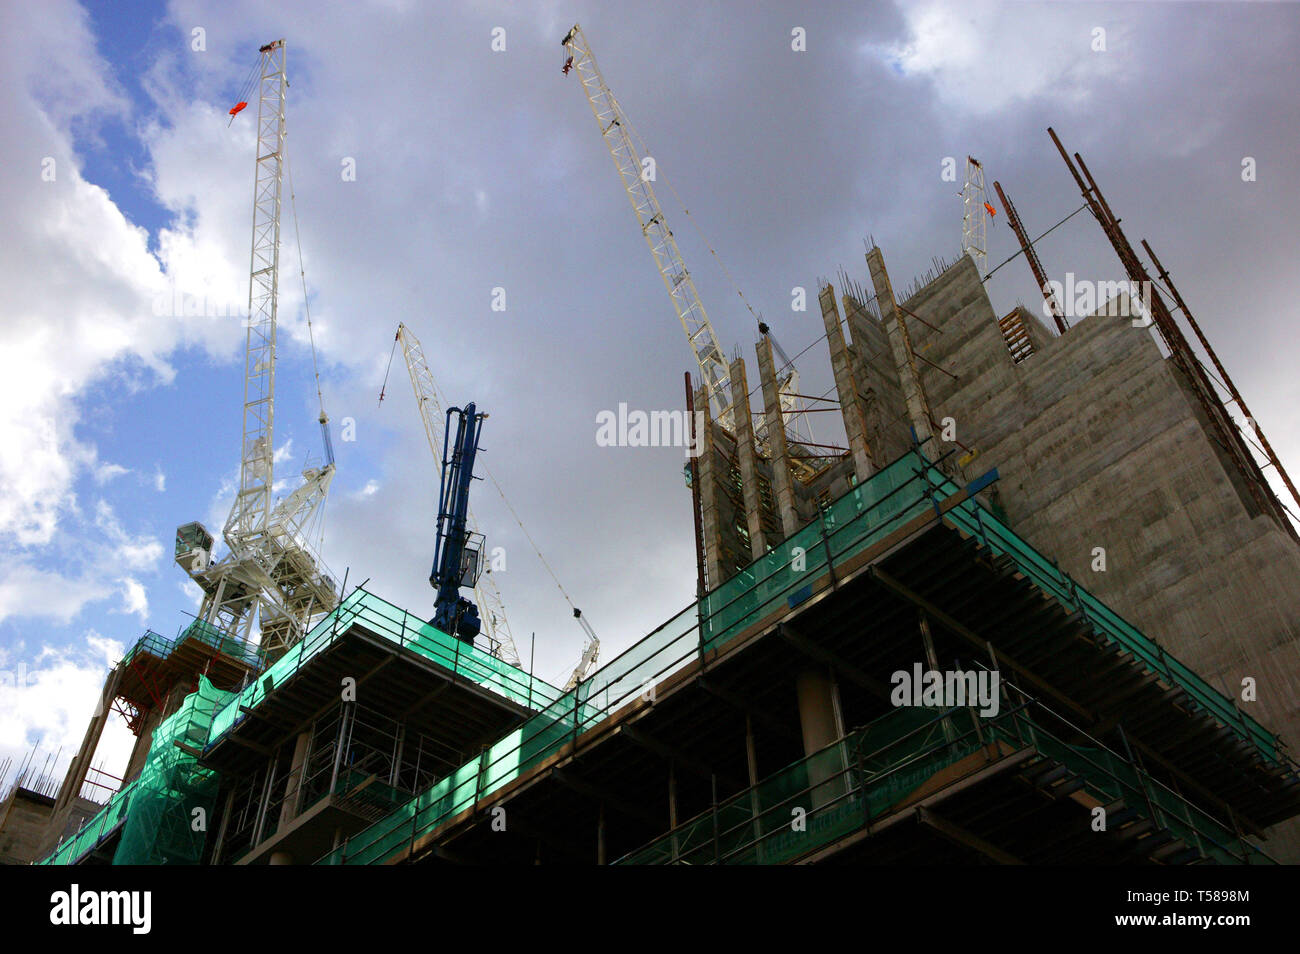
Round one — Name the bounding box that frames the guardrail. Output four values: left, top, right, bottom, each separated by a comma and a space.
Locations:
205, 590, 566, 747
318, 446, 1285, 866
614, 690, 1274, 865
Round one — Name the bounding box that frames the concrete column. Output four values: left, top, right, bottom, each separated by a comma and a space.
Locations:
668, 762, 679, 862
50, 666, 121, 817
819, 283, 875, 482
269, 850, 293, 865
694, 385, 726, 590
210, 788, 236, 865
746, 714, 764, 861
918, 611, 956, 744
755, 336, 799, 537
597, 801, 606, 865
868, 247, 935, 447
842, 294, 878, 363
728, 356, 767, 559
795, 667, 846, 809
121, 708, 163, 783
278, 729, 313, 829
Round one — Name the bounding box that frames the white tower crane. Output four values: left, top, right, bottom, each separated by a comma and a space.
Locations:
175, 39, 337, 664
562, 24, 817, 470
561, 24, 737, 429
390, 323, 521, 668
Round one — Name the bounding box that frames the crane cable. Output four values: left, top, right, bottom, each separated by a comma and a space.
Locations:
228, 54, 261, 126
437, 375, 581, 616
284, 145, 332, 555
618, 102, 776, 345
283, 146, 328, 423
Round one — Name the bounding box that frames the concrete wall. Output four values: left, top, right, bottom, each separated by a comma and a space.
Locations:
695, 248, 1300, 857
0, 788, 54, 864
885, 253, 1300, 858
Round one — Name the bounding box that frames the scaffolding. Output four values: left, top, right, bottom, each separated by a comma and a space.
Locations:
320, 446, 1290, 866
113, 677, 231, 864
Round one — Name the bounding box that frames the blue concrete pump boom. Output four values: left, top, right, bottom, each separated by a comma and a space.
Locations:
431, 403, 486, 643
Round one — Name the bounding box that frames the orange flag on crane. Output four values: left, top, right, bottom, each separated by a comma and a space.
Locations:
984, 201, 997, 218
228, 101, 248, 117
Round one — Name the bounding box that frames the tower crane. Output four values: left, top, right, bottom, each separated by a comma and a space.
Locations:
387, 323, 521, 667
561, 24, 736, 429
174, 39, 338, 664
561, 24, 815, 468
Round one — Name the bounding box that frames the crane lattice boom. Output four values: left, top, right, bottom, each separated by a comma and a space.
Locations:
961, 156, 989, 277
563, 24, 735, 430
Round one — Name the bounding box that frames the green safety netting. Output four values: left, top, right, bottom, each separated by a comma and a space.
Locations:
40, 589, 560, 866
925, 462, 1281, 759
618, 706, 974, 864
112, 677, 232, 864
38, 779, 140, 865
41, 446, 1285, 867
319, 447, 1285, 866
39, 678, 233, 866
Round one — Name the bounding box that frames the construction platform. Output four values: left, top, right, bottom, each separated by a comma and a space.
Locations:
312, 447, 1299, 865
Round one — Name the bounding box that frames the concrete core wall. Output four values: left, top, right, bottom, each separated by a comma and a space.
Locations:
694, 248, 1300, 859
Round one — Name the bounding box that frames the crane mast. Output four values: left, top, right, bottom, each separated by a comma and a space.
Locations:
175, 39, 338, 664
562, 607, 599, 691
394, 324, 521, 667
562, 24, 736, 430
226, 40, 287, 551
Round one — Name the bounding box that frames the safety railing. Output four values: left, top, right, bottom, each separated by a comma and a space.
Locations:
309, 446, 1285, 865
118, 621, 261, 672
614, 691, 1274, 865
313, 452, 1005, 862
205, 590, 566, 747
40, 677, 232, 866
37, 778, 139, 866
929, 462, 1281, 759
317, 453, 943, 864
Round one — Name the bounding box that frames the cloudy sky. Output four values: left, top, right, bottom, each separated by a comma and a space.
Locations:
2, 0, 1297, 793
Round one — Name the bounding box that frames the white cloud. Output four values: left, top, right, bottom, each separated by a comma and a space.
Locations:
873, 1, 1134, 114
0, 630, 135, 801
118, 578, 149, 620
0, 564, 113, 625
94, 463, 129, 484
177, 578, 203, 611
93, 500, 164, 571
0, 3, 270, 552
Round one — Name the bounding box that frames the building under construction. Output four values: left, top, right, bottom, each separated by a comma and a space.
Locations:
5, 33, 1300, 867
